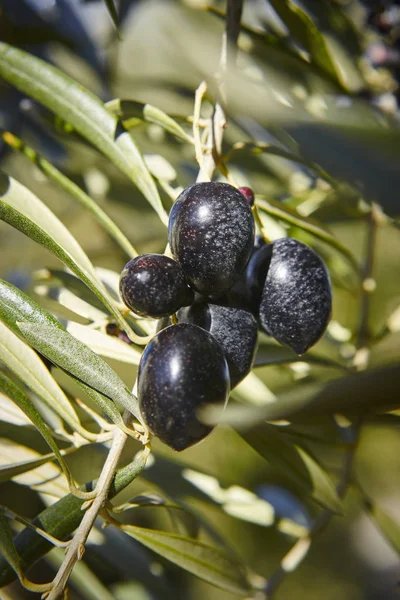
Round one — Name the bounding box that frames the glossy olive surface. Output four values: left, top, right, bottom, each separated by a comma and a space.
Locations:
178, 302, 258, 388
259, 238, 332, 354
138, 324, 230, 451
119, 254, 194, 319
226, 240, 271, 315
168, 182, 255, 296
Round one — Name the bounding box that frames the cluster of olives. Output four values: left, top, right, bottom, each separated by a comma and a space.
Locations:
119, 182, 332, 451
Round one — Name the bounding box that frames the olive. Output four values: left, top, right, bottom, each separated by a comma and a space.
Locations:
168, 182, 254, 296
259, 238, 332, 354
138, 323, 230, 451
178, 302, 258, 388
119, 254, 194, 319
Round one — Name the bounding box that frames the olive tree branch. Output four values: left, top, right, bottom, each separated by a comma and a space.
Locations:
44, 405, 148, 599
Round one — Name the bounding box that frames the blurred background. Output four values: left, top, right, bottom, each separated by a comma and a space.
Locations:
1, 1, 400, 599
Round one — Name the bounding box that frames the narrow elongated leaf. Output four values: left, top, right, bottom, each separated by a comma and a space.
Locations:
0, 281, 139, 429
256, 198, 359, 272
0, 372, 72, 482
0, 515, 22, 580
0, 321, 80, 430
0, 439, 68, 501
363, 493, 400, 555
120, 525, 252, 596
66, 322, 141, 365
0, 391, 32, 426
239, 425, 343, 513
0, 278, 63, 335
0, 173, 146, 343
106, 98, 194, 144
0, 449, 149, 586
1, 130, 137, 258
268, 0, 363, 91
18, 323, 142, 422
254, 342, 347, 371
0, 43, 167, 224
0, 451, 64, 483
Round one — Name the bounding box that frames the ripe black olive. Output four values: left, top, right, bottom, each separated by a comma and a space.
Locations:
138, 323, 230, 451
119, 254, 194, 319
168, 182, 255, 296
178, 302, 258, 388
225, 239, 271, 315
259, 238, 332, 354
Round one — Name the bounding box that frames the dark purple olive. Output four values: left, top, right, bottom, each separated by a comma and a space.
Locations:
226, 240, 271, 315
178, 302, 258, 388
138, 323, 230, 451
119, 254, 194, 319
259, 238, 332, 355
168, 182, 255, 296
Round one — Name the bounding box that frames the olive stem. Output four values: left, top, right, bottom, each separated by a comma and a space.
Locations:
44, 408, 143, 600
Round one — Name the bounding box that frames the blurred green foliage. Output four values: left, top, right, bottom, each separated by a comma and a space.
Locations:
0, 1, 400, 599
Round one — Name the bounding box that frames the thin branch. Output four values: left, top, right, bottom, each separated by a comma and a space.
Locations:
44, 409, 144, 599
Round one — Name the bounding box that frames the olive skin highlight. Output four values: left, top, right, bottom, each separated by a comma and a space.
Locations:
138, 323, 230, 451
119, 253, 194, 319
168, 182, 255, 296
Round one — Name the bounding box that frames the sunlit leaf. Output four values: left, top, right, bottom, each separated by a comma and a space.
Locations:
0, 43, 168, 225
106, 98, 194, 144
0, 439, 68, 502
0, 320, 80, 431
17, 323, 142, 423
0, 372, 72, 483
1, 130, 137, 259
120, 524, 252, 596
0, 173, 146, 343
66, 322, 141, 365
0, 280, 140, 428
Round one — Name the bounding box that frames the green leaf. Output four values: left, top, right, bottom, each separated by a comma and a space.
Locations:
0, 515, 22, 580
0, 372, 72, 483
0, 43, 168, 225
0, 449, 149, 587
17, 323, 142, 423
0, 172, 145, 343
0, 449, 67, 483
66, 322, 141, 365
254, 342, 348, 371
105, 98, 194, 144
239, 425, 343, 513
0, 320, 80, 431
256, 198, 359, 273
0, 280, 140, 429
1, 130, 137, 258
120, 524, 252, 596
0, 278, 63, 335
362, 492, 400, 555
268, 0, 363, 92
